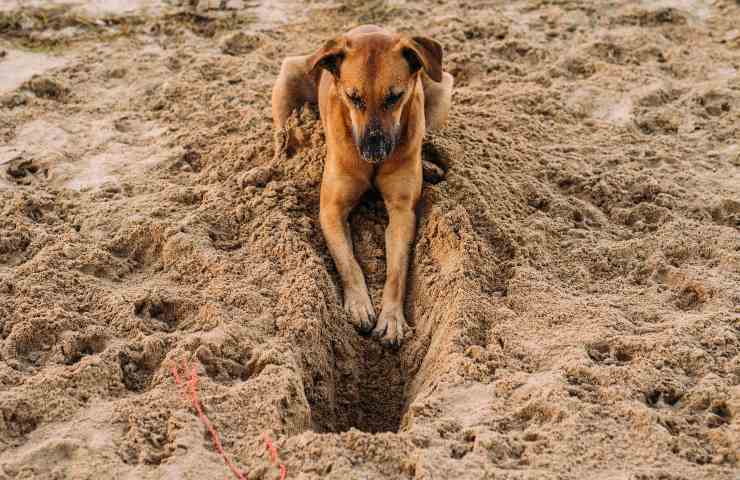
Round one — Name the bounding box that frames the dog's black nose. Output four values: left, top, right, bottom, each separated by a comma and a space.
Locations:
359, 129, 393, 163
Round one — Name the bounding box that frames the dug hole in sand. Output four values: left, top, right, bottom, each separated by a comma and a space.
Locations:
0, 0, 739, 479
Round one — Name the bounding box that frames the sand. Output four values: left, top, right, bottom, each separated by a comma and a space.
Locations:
0, 0, 738, 478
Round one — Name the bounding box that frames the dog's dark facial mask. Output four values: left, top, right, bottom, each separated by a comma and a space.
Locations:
309, 32, 443, 164
356, 117, 395, 163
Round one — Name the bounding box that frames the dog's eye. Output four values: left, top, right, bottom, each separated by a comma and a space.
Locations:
384, 90, 404, 109
345, 91, 366, 110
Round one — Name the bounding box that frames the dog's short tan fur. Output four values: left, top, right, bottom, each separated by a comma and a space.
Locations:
272, 25, 453, 346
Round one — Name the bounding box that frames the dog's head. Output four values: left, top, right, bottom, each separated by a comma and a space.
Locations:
308, 30, 443, 164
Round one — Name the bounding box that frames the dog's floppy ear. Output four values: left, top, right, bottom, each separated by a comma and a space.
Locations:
307, 37, 348, 78
401, 36, 443, 82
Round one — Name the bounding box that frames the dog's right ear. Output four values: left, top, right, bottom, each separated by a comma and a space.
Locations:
307, 37, 348, 78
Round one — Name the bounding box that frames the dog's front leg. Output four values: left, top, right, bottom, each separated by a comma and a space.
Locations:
320, 177, 376, 333
372, 190, 418, 347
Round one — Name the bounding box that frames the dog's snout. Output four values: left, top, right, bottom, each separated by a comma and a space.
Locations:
359, 125, 393, 163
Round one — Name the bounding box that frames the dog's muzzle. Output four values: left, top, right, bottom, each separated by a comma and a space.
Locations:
359, 127, 394, 164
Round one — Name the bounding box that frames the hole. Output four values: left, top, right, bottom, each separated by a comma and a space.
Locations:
7, 158, 45, 186
586, 341, 610, 363
297, 179, 499, 436
119, 348, 154, 392
178, 149, 202, 172
613, 348, 632, 363
309, 338, 405, 434
208, 227, 242, 252
663, 390, 682, 406
644, 386, 682, 408
1, 403, 38, 437
710, 402, 730, 420
422, 160, 446, 184
134, 297, 180, 332
297, 195, 408, 434
657, 416, 679, 436
645, 389, 661, 407
450, 443, 472, 459
675, 281, 708, 310
61, 330, 107, 365
421, 139, 451, 173
707, 401, 731, 428
586, 341, 632, 365
195, 345, 250, 384
61, 326, 107, 365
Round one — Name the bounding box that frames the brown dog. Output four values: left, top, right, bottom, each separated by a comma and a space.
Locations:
271, 25, 453, 346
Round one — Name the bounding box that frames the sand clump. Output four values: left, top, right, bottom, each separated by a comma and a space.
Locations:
1, 0, 739, 479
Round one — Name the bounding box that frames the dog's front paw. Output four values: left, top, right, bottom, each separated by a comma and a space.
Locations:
372, 303, 407, 348
344, 288, 376, 334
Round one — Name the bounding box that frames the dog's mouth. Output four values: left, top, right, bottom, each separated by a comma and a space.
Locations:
357, 129, 395, 164
359, 144, 393, 164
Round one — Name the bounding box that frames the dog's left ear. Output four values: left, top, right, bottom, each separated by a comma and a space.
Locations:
400, 36, 443, 82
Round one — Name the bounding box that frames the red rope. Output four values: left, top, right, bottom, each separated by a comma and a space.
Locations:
171, 362, 287, 480
262, 432, 287, 480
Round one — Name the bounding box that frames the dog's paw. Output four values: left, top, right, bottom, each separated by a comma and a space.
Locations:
344, 288, 376, 334
372, 303, 407, 348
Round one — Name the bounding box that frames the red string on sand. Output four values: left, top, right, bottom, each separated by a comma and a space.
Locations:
171, 362, 287, 480
262, 432, 287, 480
